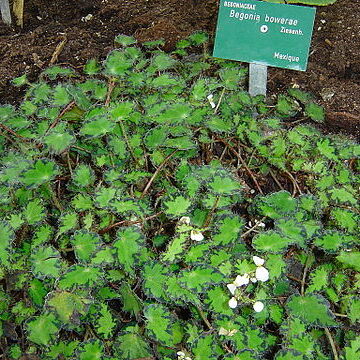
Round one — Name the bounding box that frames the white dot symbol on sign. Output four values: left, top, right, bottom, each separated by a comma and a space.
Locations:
260, 25, 268, 33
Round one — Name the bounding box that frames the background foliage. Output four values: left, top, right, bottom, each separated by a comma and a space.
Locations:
0, 32, 359, 359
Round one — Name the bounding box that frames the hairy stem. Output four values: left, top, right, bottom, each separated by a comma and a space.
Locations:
324, 328, 339, 360
141, 150, 178, 199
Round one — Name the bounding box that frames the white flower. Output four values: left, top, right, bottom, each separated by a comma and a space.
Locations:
179, 216, 191, 225
190, 230, 204, 242
207, 94, 216, 108
227, 283, 237, 295
218, 327, 228, 336
218, 327, 238, 336
255, 266, 269, 282
177, 351, 185, 357
228, 297, 238, 309
233, 273, 250, 287
253, 301, 264, 313
250, 277, 258, 283
252, 256, 265, 266
185, 357, 192, 360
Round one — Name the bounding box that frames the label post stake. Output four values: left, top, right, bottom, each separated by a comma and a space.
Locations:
249, 63, 268, 97
0, 0, 12, 25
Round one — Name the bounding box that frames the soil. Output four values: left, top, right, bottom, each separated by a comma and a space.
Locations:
0, 0, 359, 138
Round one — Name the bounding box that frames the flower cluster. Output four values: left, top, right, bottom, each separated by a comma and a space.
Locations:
177, 351, 192, 360
227, 256, 269, 312
179, 217, 204, 242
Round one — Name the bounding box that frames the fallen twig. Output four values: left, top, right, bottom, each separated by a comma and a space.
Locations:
98, 211, 163, 234
141, 150, 178, 198
50, 37, 67, 65
46, 101, 76, 133
216, 137, 264, 195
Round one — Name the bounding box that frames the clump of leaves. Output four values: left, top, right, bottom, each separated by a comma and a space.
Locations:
0, 32, 359, 360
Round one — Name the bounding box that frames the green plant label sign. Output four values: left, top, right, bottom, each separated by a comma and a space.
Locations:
213, 0, 316, 71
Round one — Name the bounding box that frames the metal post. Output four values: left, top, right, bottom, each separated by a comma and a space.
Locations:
0, 0, 12, 25
249, 63, 268, 97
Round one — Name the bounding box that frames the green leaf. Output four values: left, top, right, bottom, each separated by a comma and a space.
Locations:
95, 303, 116, 338
276, 95, 298, 115
72, 194, 93, 211
84, 59, 100, 75
52, 84, 71, 106
26, 312, 59, 345
152, 74, 179, 88
336, 252, 360, 271
115, 34, 137, 46
191, 79, 207, 101
162, 231, 188, 263
163, 135, 196, 150
58, 265, 102, 289
156, 103, 192, 124
111, 102, 134, 120
142, 262, 168, 300
47, 291, 90, 324
48, 341, 79, 358
43, 128, 75, 154
286, 0, 337, 6
208, 116, 233, 133
31, 224, 52, 247
30, 246, 61, 279
151, 53, 176, 71
317, 138, 337, 160
58, 212, 78, 234
12, 74, 27, 86
347, 298, 360, 324
193, 335, 223, 360
95, 187, 117, 208
252, 230, 293, 253
21, 160, 58, 187
105, 50, 132, 76
115, 325, 152, 360
288, 88, 313, 103
329, 187, 357, 205
306, 266, 329, 293
113, 227, 144, 275
144, 304, 183, 346
80, 116, 115, 137
286, 294, 336, 326
331, 208, 360, 232
23, 199, 46, 225
219, 67, 243, 90
343, 337, 360, 360
28, 279, 47, 307
188, 31, 208, 45
274, 350, 305, 360
255, 191, 297, 219
179, 266, 223, 293
205, 287, 233, 316
78, 340, 104, 360
164, 196, 192, 218
43, 66, 74, 80
91, 246, 115, 266
0, 221, 13, 267
209, 174, 241, 195
145, 126, 169, 149
275, 218, 306, 247
305, 102, 324, 122
166, 276, 201, 306
213, 216, 244, 246
71, 230, 102, 262
314, 232, 355, 253
118, 283, 142, 317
